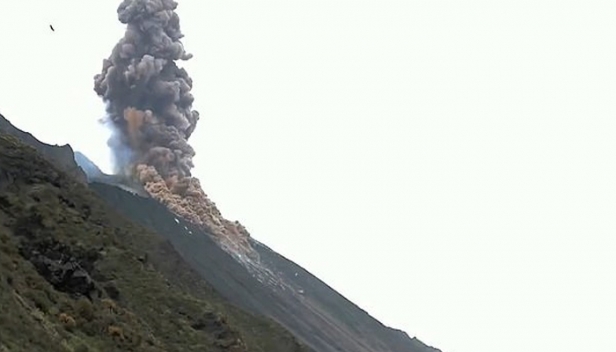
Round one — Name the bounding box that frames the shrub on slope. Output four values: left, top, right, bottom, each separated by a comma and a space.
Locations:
0, 132, 308, 352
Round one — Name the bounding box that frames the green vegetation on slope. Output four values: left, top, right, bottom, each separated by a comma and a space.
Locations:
0, 132, 308, 352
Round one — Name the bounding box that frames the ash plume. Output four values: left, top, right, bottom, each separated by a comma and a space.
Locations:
94, 0, 255, 259
94, 0, 198, 180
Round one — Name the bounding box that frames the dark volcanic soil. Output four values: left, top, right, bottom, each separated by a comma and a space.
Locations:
89, 181, 441, 352
0, 112, 442, 352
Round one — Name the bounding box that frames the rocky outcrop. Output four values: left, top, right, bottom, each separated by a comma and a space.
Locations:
18, 236, 100, 300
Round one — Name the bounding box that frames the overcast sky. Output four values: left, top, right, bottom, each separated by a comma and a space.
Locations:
1, 1, 615, 352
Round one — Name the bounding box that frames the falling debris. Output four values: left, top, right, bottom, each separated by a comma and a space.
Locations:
94, 0, 256, 261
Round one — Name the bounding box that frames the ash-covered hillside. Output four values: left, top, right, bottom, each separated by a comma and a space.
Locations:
0, 111, 442, 352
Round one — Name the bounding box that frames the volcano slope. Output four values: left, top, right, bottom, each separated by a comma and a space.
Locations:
0, 116, 309, 351
0, 113, 442, 352
89, 183, 442, 352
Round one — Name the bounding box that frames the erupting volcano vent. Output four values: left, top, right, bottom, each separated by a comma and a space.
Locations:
94, 0, 253, 258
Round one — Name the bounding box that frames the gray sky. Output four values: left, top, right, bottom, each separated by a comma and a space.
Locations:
1, 1, 615, 352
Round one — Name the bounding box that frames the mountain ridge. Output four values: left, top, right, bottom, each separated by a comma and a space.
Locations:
0, 112, 442, 352
0, 113, 309, 352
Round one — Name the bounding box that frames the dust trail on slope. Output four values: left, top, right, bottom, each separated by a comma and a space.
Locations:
93, 0, 254, 259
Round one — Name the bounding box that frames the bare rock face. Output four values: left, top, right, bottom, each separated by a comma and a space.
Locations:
0, 114, 88, 184
19, 238, 100, 299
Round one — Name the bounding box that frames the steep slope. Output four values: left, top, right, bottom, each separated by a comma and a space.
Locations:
0, 118, 309, 351
252, 241, 443, 352
0, 113, 442, 352
90, 181, 441, 352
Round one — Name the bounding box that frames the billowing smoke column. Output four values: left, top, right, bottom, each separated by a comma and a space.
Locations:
94, 0, 198, 183
94, 0, 254, 259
